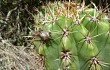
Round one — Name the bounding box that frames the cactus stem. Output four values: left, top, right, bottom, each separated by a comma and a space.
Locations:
33, 1, 110, 70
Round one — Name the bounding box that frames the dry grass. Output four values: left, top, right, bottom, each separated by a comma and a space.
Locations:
0, 41, 43, 70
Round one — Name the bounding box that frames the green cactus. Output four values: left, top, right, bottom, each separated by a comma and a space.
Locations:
32, 1, 110, 70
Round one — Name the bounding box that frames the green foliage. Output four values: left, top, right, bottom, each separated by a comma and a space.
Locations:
33, 1, 110, 70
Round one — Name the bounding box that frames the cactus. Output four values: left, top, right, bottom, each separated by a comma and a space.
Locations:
32, 1, 110, 70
